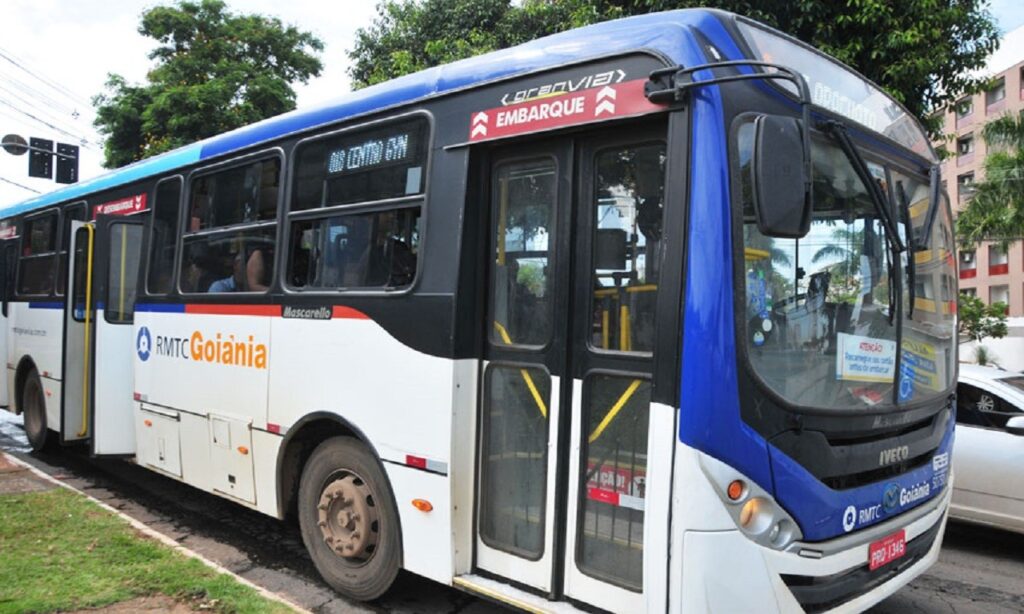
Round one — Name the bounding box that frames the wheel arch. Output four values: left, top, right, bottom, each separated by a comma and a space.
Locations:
13, 355, 38, 415
275, 412, 397, 529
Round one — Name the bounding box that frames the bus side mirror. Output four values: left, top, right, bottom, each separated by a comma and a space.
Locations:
752, 115, 811, 238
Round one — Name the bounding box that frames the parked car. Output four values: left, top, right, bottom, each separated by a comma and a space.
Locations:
952, 364, 1024, 534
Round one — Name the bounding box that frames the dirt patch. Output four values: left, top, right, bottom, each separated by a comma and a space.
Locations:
66, 594, 195, 613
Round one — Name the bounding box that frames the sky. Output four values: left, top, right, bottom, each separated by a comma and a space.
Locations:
1, 0, 1023, 207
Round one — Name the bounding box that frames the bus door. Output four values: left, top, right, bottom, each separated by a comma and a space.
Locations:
475, 125, 669, 611
0, 239, 15, 407
61, 221, 93, 442
90, 214, 146, 455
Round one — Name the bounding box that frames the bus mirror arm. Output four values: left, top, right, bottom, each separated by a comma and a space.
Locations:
646, 60, 814, 225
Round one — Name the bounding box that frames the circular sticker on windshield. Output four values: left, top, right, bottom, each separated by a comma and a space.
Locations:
752, 331, 765, 346
761, 318, 773, 333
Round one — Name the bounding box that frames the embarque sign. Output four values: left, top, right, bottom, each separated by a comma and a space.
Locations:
468, 79, 664, 142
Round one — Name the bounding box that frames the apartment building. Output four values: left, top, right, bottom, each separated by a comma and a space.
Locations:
936, 25, 1024, 314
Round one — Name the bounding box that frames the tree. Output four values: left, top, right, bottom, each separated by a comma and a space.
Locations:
347, 0, 999, 133
93, 0, 323, 168
955, 110, 1024, 248
958, 292, 1008, 344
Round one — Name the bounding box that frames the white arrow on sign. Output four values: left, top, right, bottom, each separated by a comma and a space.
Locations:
595, 86, 617, 116
471, 111, 489, 137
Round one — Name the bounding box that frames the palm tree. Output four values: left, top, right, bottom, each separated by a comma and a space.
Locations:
956, 110, 1024, 248
811, 227, 863, 277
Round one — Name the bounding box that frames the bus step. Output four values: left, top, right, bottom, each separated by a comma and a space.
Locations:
452, 575, 587, 614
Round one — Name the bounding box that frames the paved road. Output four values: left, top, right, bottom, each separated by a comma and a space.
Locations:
1, 412, 1022, 613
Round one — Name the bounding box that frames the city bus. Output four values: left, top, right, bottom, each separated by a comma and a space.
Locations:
0, 9, 956, 613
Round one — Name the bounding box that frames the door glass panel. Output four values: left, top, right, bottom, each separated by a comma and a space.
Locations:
479, 364, 550, 559
106, 224, 144, 323
490, 160, 556, 347
578, 374, 651, 590
590, 143, 665, 353
71, 228, 90, 323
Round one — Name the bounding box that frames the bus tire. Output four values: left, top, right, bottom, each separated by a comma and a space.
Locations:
22, 369, 51, 452
298, 436, 401, 601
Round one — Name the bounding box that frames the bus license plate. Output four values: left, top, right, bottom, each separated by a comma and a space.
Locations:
868, 529, 906, 571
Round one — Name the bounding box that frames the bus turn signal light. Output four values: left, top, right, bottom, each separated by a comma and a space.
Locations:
727, 480, 745, 501
412, 499, 433, 512
237, 446, 249, 455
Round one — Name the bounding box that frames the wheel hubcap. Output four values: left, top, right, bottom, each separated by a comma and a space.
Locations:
317, 473, 378, 560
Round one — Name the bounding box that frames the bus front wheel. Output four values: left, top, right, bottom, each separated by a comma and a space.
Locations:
298, 436, 401, 601
22, 369, 51, 452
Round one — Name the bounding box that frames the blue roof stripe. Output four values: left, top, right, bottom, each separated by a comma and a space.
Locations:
3, 144, 202, 217
3, 9, 721, 216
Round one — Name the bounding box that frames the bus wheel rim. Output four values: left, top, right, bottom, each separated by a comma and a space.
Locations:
317, 473, 378, 561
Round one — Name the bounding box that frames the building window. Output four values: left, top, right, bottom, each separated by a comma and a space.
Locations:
960, 249, 977, 279
986, 77, 1006, 109
957, 134, 974, 156
955, 97, 974, 119
990, 284, 1009, 310
989, 245, 1009, 275
957, 172, 975, 202
961, 288, 977, 298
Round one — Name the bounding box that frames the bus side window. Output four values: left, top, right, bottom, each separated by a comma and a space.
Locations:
147, 178, 183, 295
56, 202, 85, 296
287, 208, 420, 290
17, 212, 59, 296
180, 158, 280, 294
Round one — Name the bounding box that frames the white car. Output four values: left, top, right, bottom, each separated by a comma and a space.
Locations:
952, 363, 1024, 533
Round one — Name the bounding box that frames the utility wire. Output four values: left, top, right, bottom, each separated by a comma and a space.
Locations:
0, 98, 97, 147
0, 176, 40, 194
0, 72, 80, 116
0, 46, 93, 109
0, 85, 97, 145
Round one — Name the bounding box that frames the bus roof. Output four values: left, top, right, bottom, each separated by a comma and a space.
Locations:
4, 9, 732, 218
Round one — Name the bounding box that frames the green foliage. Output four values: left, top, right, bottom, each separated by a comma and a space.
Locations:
958, 292, 1008, 343
347, 0, 998, 134
956, 110, 1024, 248
0, 488, 288, 613
93, 0, 323, 168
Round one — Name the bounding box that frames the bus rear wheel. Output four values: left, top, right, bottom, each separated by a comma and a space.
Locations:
22, 370, 51, 452
298, 436, 401, 601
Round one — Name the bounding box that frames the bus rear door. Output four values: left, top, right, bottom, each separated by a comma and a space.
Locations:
60, 216, 146, 453
0, 239, 15, 407
473, 124, 672, 612
91, 214, 146, 455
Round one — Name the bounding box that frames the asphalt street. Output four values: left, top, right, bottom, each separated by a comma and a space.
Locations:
0, 411, 1021, 614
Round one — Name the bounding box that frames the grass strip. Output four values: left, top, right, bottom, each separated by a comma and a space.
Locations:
0, 487, 292, 614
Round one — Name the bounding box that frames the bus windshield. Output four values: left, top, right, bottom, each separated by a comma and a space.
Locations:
738, 120, 956, 410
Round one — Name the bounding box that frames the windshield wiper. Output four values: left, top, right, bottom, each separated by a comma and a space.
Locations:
916, 165, 941, 250
823, 120, 905, 254
897, 181, 917, 318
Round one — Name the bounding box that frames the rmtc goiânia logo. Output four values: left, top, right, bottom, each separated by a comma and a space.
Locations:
136, 326, 152, 362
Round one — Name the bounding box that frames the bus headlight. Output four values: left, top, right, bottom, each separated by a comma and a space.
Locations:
699, 453, 803, 550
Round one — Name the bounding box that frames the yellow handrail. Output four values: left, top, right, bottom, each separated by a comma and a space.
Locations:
117, 225, 127, 321
588, 379, 642, 444
77, 225, 94, 438
493, 321, 548, 418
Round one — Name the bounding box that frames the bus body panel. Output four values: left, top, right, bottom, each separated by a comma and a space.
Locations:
10, 302, 64, 424
265, 314, 456, 468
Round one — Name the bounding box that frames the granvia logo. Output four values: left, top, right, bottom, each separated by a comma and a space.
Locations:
136, 326, 152, 362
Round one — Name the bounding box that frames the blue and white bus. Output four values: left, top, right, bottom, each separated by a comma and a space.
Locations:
0, 9, 956, 612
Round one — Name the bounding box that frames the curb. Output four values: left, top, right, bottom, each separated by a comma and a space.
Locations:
1, 451, 311, 614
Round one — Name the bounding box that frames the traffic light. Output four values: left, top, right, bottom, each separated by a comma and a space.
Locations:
56, 143, 78, 184
28, 137, 53, 179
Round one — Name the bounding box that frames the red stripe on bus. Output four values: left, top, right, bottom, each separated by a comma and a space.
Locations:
184, 304, 282, 317
332, 306, 370, 319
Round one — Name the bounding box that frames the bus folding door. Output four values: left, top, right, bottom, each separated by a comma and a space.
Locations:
90, 215, 146, 455
61, 221, 93, 442
0, 239, 15, 408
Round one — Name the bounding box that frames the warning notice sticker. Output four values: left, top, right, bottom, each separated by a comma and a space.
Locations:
468, 79, 664, 142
